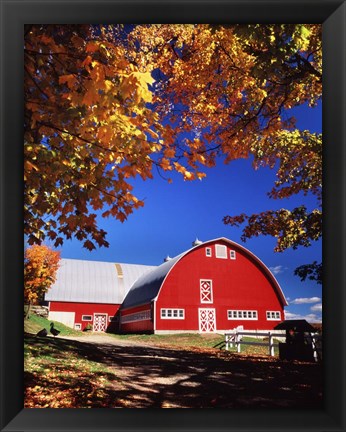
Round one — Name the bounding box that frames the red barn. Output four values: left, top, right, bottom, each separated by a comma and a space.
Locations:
45, 259, 156, 332
120, 237, 287, 334
45, 237, 287, 334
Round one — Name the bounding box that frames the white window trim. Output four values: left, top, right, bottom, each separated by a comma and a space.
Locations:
160, 308, 185, 319
205, 247, 212, 257
266, 311, 282, 320
74, 323, 81, 330
200, 279, 213, 304
230, 250, 236, 260
215, 244, 227, 259
227, 310, 258, 320
82, 315, 93, 321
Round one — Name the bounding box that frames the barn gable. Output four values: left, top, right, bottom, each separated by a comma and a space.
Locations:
121, 237, 287, 311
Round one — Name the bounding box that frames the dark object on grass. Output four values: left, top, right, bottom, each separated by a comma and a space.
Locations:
274, 320, 316, 362
50, 322, 60, 337
36, 328, 48, 337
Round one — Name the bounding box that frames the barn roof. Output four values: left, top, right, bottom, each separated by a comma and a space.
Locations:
121, 237, 288, 309
45, 258, 156, 304
274, 319, 316, 332
120, 254, 183, 309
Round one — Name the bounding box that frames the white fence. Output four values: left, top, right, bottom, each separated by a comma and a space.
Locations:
225, 330, 280, 356
224, 329, 322, 361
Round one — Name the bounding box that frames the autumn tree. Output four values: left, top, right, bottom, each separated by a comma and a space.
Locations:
25, 24, 322, 282
25, 25, 162, 251
24, 245, 61, 318
129, 24, 322, 283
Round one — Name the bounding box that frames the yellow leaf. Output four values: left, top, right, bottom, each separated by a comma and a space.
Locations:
104, 80, 113, 91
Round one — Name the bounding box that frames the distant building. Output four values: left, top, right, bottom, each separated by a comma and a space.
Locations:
45, 237, 287, 333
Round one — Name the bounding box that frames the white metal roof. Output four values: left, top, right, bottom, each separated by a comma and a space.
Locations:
121, 254, 183, 309
45, 258, 157, 304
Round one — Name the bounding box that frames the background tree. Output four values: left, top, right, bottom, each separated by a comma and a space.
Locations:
25, 24, 322, 282
24, 244, 61, 318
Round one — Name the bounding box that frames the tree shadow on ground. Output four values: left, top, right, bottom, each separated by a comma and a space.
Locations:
24, 334, 322, 408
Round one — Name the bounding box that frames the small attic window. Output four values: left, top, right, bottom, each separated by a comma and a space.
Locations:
215, 244, 227, 259
205, 247, 212, 257
230, 250, 236, 260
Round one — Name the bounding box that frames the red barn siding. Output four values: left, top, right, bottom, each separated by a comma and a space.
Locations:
154, 240, 284, 332
120, 303, 153, 333
49, 301, 120, 331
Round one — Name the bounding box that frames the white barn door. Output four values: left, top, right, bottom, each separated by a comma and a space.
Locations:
199, 308, 216, 333
93, 313, 108, 332
48, 311, 75, 328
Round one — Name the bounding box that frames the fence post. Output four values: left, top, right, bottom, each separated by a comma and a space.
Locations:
311, 333, 318, 362
225, 334, 229, 351
269, 332, 275, 356
236, 332, 241, 353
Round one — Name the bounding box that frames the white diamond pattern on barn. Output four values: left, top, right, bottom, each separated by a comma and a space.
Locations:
199, 308, 216, 332
93, 314, 107, 332
200, 280, 213, 303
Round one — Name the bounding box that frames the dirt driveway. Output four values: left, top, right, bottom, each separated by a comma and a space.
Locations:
61, 333, 323, 408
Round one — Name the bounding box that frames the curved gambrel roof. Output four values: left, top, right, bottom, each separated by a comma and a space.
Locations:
45, 258, 156, 304
121, 237, 288, 309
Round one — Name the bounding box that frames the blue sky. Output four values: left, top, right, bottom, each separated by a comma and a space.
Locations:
55, 102, 322, 323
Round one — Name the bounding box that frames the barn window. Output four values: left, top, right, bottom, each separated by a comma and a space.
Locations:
82, 315, 92, 321
228, 310, 258, 320
205, 247, 212, 257
200, 279, 213, 303
230, 250, 236, 260
161, 308, 185, 319
74, 323, 81, 330
266, 311, 281, 320
215, 244, 227, 259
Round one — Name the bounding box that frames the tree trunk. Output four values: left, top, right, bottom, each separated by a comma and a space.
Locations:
25, 302, 31, 320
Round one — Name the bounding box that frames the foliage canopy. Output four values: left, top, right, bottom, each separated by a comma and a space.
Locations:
24, 24, 322, 281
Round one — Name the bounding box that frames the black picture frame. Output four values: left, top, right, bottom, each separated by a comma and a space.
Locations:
1, 1, 345, 431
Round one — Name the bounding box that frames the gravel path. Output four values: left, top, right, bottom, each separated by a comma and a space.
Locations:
57, 333, 323, 408
61, 333, 146, 346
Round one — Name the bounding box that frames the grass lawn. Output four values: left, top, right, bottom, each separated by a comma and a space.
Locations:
25, 313, 280, 356
24, 313, 280, 355
24, 334, 123, 408
107, 332, 280, 356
